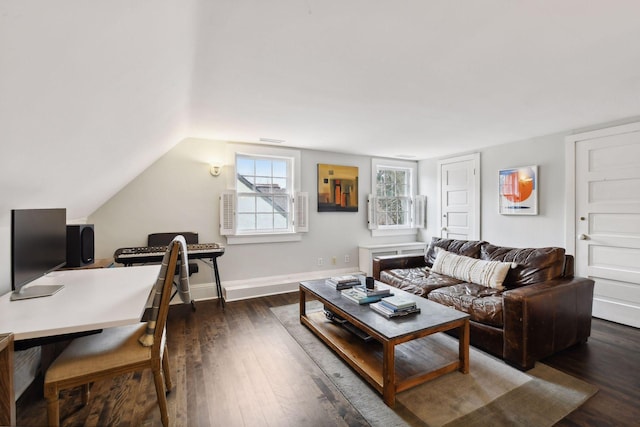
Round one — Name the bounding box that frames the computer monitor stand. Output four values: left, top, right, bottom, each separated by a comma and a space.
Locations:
10, 285, 64, 301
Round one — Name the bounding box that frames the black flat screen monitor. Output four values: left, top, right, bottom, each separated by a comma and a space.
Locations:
10, 208, 67, 300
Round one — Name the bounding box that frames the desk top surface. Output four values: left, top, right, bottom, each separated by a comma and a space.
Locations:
0, 265, 160, 340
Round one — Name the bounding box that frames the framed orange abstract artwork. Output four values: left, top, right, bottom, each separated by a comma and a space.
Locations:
317, 164, 358, 212
499, 165, 538, 215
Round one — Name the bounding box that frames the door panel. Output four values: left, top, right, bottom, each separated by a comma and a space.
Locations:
447, 212, 469, 228
591, 213, 640, 235
575, 126, 640, 327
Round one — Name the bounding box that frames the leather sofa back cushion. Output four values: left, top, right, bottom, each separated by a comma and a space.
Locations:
425, 237, 486, 266
432, 248, 515, 290
380, 267, 463, 297
480, 244, 566, 287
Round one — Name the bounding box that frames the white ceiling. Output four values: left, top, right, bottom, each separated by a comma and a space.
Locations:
2, 1, 640, 220
190, 1, 640, 159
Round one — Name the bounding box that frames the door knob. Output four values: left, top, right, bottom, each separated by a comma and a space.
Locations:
441, 227, 448, 231
578, 234, 589, 240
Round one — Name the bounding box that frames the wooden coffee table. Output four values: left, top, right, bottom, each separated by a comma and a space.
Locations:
299, 279, 469, 407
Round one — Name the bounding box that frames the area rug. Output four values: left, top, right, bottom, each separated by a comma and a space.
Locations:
271, 302, 598, 427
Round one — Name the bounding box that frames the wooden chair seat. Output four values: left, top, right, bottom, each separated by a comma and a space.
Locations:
45, 323, 156, 382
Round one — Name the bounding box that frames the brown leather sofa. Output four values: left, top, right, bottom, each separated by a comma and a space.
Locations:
372, 238, 595, 370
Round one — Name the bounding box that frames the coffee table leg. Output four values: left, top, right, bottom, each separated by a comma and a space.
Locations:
382, 341, 396, 406
299, 287, 306, 320
459, 319, 470, 374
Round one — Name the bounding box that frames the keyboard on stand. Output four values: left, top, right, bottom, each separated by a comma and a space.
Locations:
114, 243, 224, 264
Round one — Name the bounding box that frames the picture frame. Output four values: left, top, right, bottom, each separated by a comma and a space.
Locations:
498, 165, 538, 215
317, 164, 358, 212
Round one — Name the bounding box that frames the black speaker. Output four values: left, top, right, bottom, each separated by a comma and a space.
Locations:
66, 224, 95, 267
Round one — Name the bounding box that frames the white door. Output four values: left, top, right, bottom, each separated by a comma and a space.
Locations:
573, 123, 640, 328
438, 153, 480, 240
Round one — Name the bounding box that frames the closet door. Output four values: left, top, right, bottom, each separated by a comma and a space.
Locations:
571, 122, 640, 327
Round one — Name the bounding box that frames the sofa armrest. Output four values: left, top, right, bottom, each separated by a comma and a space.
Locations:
372, 254, 427, 281
502, 277, 595, 369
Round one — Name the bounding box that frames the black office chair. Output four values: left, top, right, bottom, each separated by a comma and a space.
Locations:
148, 232, 198, 310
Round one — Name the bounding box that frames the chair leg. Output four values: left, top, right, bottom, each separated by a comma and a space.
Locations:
153, 367, 170, 427
44, 383, 60, 427
162, 344, 173, 393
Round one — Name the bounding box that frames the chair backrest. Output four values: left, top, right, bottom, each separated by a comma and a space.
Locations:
138, 236, 185, 349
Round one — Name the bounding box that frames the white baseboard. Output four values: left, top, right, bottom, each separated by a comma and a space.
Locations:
593, 298, 640, 328
185, 267, 362, 303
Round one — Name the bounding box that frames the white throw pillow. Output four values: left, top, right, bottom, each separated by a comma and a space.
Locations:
432, 248, 516, 290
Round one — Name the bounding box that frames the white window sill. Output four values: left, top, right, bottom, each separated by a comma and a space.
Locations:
226, 233, 302, 245
371, 228, 419, 238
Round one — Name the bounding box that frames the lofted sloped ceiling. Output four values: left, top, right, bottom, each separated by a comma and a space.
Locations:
190, 1, 640, 158
2, 0, 640, 220
0, 0, 198, 220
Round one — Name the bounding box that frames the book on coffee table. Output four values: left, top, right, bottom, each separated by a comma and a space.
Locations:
326, 275, 360, 290
352, 284, 392, 297
341, 287, 392, 304
370, 301, 421, 318
379, 295, 417, 310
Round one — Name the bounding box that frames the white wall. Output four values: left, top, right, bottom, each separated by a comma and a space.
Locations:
418, 136, 566, 249
89, 138, 419, 290
479, 134, 567, 247
86, 132, 578, 298
418, 116, 640, 251
475, 116, 640, 248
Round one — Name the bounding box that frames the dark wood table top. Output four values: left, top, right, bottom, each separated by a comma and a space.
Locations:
300, 279, 469, 341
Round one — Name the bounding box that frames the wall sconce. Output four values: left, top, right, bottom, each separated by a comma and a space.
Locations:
209, 163, 223, 177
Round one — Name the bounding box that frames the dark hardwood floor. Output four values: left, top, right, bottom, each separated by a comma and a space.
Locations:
16, 292, 640, 426
543, 316, 640, 427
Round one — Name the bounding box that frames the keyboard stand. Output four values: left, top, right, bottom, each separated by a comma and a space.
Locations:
169, 254, 224, 311
115, 244, 226, 310
212, 254, 224, 310
197, 254, 225, 310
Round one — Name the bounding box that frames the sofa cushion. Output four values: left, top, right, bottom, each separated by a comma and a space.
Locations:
432, 248, 515, 290
380, 267, 462, 297
424, 237, 486, 267
480, 244, 566, 288
428, 283, 504, 327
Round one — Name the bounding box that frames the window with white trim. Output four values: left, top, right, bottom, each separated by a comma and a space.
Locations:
220, 146, 308, 244
236, 154, 292, 233
368, 158, 424, 236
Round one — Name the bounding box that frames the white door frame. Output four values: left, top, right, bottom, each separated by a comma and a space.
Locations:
437, 153, 481, 240
564, 121, 640, 254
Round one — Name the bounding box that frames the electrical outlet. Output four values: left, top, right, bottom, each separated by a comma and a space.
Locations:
344, 254, 350, 263
331, 256, 337, 265
317, 257, 324, 266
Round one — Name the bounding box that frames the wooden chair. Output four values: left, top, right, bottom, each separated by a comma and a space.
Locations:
44, 237, 184, 427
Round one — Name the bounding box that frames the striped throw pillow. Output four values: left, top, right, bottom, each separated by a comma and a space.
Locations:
432, 248, 515, 290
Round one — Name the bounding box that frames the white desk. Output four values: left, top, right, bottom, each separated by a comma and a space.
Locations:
0, 265, 159, 340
